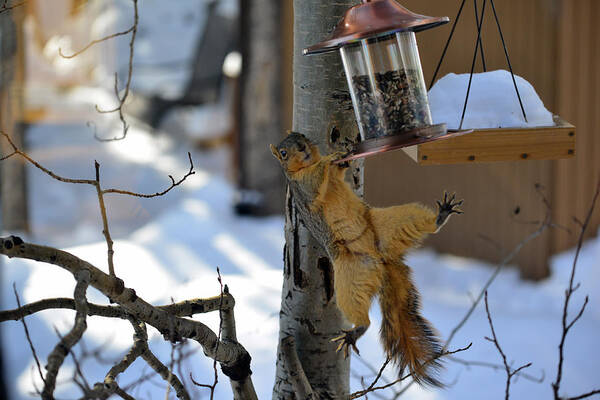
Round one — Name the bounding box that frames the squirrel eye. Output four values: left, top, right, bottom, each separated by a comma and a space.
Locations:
279, 149, 287, 158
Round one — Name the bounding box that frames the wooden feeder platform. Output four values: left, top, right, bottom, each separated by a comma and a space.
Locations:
401, 116, 575, 165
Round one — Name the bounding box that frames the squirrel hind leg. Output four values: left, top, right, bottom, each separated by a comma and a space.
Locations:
379, 263, 444, 388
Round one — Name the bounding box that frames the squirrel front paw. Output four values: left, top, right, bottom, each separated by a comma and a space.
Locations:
435, 192, 464, 228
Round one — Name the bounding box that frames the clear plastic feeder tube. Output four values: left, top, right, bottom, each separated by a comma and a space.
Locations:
340, 31, 433, 141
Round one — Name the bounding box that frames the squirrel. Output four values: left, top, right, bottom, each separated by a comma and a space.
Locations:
270, 132, 464, 387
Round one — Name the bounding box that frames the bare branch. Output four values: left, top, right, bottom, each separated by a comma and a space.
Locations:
103, 153, 195, 198
0, 0, 25, 14
56, 330, 91, 393
349, 343, 472, 399
159, 293, 235, 316
12, 283, 46, 385
484, 291, 532, 400
128, 320, 190, 400
565, 389, 600, 400
353, 356, 394, 396
93, 0, 139, 141
0, 293, 234, 323
0, 150, 17, 161
1, 133, 194, 276
87, 320, 145, 399
42, 269, 91, 399
565, 296, 589, 331
446, 189, 552, 349
190, 268, 225, 399
553, 179, 600, 400
1, 132, 96, 185
449, 356, 544, 383
280, 336, 318, 399
94, 161, 117, 276
0, 237, 252, 375
219, 284, 259, 400
59, 27, 134, 59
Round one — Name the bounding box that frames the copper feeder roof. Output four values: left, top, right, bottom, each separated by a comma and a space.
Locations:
304, 0, 449, 55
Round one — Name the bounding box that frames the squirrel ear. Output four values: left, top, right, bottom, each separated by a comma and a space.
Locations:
269, 144, 281, 160
285, 130, 292, 136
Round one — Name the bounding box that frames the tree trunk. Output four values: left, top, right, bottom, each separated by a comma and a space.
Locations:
0, 8, 26, 400
236, 0, 285, 215
272, 1, 361, 398
0, 7, 28, 233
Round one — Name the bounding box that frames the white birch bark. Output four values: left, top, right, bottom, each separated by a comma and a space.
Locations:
273, 1, 362, 398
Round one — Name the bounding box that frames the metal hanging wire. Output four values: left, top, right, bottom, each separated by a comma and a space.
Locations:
429, 0, 528, 130
473, 0, 487, 72
459, 0, 488, 130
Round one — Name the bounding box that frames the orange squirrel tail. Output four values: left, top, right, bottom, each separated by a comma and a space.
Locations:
378, 262, 443, 387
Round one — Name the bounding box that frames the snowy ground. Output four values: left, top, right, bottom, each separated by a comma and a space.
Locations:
1, 112, 598, 399
2, 1, 598, 398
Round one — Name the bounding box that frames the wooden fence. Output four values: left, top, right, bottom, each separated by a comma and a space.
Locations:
363, 0, 600, 279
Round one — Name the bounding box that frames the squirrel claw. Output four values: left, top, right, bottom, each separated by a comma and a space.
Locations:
332, 329, 362, 358
436, 192, 464, 227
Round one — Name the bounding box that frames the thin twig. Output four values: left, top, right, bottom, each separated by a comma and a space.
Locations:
0, 150, 17, 161
93, 0, 139, 141
552, 178, 600, 400
1, 132, 96, 185
13, 284, 46, 385
103, 153, 195, 198
59, 27, 134, 59
445, 195, 552, 349
565, 389, 600, 400
165, 298, 177, 400
449, 356, 544, 383
94, 161, 116, 276
349, 343, 472, 399
0, 0, 25, 13
191, 267, 225, 399
1, 132, 195, 276
484, 291, 532, 400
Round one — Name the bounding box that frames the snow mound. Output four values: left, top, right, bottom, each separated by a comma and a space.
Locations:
428, 70, 554, 130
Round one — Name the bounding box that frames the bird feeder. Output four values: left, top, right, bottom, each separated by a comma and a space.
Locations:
304, 0, 461, 160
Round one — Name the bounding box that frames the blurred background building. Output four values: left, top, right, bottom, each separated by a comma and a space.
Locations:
2, 0, 599, 281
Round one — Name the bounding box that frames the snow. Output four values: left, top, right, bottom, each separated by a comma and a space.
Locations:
1, 115, 599, 399
2, 3, 598, 399
429, 70, 555, 130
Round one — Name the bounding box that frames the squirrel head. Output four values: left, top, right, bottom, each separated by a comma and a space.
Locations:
270, 132, 321, 174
